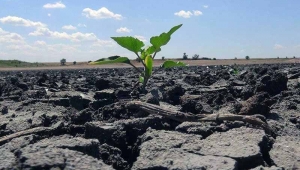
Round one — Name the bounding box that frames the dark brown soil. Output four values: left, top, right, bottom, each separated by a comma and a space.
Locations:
0, 63, 299, 169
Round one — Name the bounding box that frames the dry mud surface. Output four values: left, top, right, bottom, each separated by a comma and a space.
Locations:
0, 63, 299, 170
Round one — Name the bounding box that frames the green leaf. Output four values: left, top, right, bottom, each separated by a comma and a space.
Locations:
90, 56, 130, 65
233, 68, 239, 75
161, 60, 188, 69
150, 33, 170, 50
111, 37, 144, 53
140, 46, 161, 60
140, 49, 147, 60
96, 55, 120, 62
145, 55, 153, 77
146, 46, 161, 54
167, 24, 183, 36
150, 24, 182, 50
139, 76, 144, 83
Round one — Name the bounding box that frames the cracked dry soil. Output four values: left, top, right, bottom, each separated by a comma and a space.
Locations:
0, 63, 300, 170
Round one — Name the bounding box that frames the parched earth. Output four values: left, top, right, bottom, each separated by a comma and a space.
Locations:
0, 64, 299, 169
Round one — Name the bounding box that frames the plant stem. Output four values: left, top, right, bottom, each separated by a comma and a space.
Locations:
135, 52, 146, 67
152, 51, 157, 59
128, 62, 143, 74
142, 76, 148, 92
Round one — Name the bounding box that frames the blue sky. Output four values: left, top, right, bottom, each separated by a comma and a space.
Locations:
0, 0, 300, 62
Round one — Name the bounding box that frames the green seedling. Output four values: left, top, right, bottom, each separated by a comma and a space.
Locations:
233, 68, 239, 75
90, 24, 187, 89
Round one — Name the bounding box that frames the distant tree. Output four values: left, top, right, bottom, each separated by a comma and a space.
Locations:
245, 56, 250, 60
162, 56, 165, 60
73, 61, 77, 65
213, 58, 216, 60
277, 56, 279, 59
88, 61, 92, 63
293, 56, 296, 58
60, 58, 66, 66
183, 53, 188, 60
234, 57, 237, 60
286, 56, 288, 59
192, 54, 199, 60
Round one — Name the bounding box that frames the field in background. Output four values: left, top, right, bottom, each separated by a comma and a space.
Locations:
0, 60, 45, 68
0, 58, 299, 71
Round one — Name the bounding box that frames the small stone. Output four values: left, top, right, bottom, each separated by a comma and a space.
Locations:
94, 89, 115, 100
1, 106, 8, 114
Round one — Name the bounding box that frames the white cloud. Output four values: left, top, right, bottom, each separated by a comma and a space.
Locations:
77, 23, 87, 27
203, 5, 209, 8
0, 17, 117, 62
0, 16, 47, 28
82, 7, 123, 20
6, 44, 37, 51
0, 27, 7, 34
2, 39, 93, 61
48, 13, 51, 17
274, 44, 284, 50
193, 10, 203, 16
34, 40, 47, 46
0, 27, 24, 44
116, 27, 131, 33
92, 39, 115, 47
0, 28, 116, 62
174, 10, 193, 18
0, 33, 24, 44
62, 25, 77, 30
1, 40, 119, 62
3, 42, 85, 62
29, 27, 111, 43
0, 51, 8, 57
134, 35, 146, 42
29, 27, 50, 36
69, 32, 98, 42
47, 44, 80, 52
43, 1, 66, 9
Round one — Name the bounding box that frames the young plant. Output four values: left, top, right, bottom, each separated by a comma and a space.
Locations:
233, 68, 239, 75
90, 24, 187, 89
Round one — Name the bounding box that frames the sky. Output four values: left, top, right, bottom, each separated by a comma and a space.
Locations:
0, 0, 300, 62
